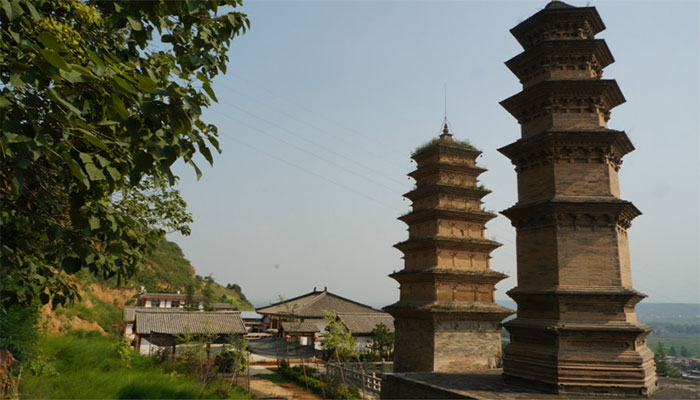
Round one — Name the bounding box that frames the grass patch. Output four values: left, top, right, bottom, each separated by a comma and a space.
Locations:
258, 371, 297, 386
21, 331, 249, 399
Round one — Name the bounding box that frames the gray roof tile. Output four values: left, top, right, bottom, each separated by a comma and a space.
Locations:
257, 290, 383, 317
134, 311, 246, 335
337, 313, 395, 334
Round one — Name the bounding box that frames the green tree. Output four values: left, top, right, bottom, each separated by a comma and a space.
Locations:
680, 345, 690, 358
668, 346, 677, 357
0, 0, 249, 310
322, 311, 356, 361
655, 341, 681, 378
184, 283, 198, 311
202, 275, 215, 311
370, 322, 394, 361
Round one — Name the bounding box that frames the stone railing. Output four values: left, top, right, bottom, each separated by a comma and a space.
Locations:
325, 362, 393, 394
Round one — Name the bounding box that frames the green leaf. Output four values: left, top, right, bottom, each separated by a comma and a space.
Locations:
190, 160, 202, 180
4, 132, 31, 143
70, 64, 97, 79
110, 94, 129, 119
7, 28, 19, 43
37, 32, 61, 51
48, 88, 83, 116
0, 0, 13, 21
25, 1, 40, 22
135, 74, 157, 93
198, 141, 213, 165
85, 162, 106, 181
227, 13, 241, 27
112, 76, 137, 94
88, 215, 101, 230
40, 49, 70, 71
80, 130, 110, 152
202, 83, 218, 102
10, 169, 23, 196
86, 49, 105, 70
127, 16, 142, 31
62, 70, 89, 83
106, 166, 120, 180
62, 153, 90, 188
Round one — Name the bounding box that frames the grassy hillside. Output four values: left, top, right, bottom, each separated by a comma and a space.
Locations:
45, 237, 253, 335
22, 331, 248, 399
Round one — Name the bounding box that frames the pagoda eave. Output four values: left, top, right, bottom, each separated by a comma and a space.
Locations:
385, 301, 514, 320
510, 6, 605, 50
507, 285, 647, 300
408, 163, 487, 180
503, 318, 653, 334
390, 269, 509, 284
497, 129, 635, 161
399, 208, 497, 224
501, 198, 642, 229
505, 39, 614, 82
404, 183, 491, 201
500, 79, 626, 121
394, 237, 502, 253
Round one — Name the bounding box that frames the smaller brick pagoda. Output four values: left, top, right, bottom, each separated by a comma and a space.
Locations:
386, 123, 513, 373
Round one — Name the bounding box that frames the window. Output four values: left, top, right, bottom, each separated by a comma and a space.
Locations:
171, 301, 180, 308
151, 300, 160, 307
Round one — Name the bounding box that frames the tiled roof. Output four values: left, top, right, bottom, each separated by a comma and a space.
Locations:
281, 320, 322, 333
123, 306, 184, 321
134, 311, 246, 335
257, 290, 383, 318
337, 313, 395, 335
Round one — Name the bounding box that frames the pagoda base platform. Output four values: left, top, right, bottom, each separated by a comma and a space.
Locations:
380, 370, 692, 399
387, 303, 513, 373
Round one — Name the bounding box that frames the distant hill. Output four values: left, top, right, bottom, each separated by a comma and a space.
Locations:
496, 300, 700, 324
636, 303, 700, 324
42, 238, 253, 335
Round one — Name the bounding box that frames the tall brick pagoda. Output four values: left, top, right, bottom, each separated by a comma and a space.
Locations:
498, 1, 657, 395
386, 123, 513, 373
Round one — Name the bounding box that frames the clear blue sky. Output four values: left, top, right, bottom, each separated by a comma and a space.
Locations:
168, 1, 700, 307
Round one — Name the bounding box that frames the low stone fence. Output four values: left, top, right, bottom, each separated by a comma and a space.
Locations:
326, 362, 393, 395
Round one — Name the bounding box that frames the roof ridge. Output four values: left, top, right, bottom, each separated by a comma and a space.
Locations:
296, 290, 327, 313
316, 292, 384, 313
256, 290, 323, 312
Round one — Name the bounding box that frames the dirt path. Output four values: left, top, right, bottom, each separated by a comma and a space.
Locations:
247, 376, 321, 399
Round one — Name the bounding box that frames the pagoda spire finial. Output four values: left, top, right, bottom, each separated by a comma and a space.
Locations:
440, 120, 452, 139
440, 85, 453, 140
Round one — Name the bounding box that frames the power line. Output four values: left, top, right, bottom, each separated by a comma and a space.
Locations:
215, 128, 399, 211
214, 79, 409, 175
210, 106, 409, 195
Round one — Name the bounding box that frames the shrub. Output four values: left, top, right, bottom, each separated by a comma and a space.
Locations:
278, 360, 361, 399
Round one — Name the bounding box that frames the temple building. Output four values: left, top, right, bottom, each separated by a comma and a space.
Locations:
498, 1, 657, 395
386, 123, 513, 372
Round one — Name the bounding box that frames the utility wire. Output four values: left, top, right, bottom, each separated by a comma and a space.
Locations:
215, 79, 408, 176
210, 105, 409, 195
215, 127, 399, 211
220, 100, 408, 190
225, 71, 410, 155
